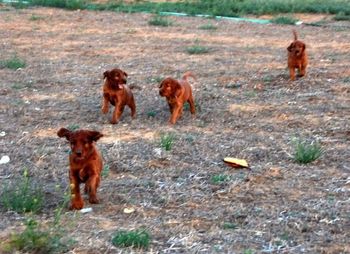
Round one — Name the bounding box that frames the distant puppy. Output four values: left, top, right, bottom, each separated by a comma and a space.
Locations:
102, 68, 136, 124
287, 30, 308, 81
159, 72, 196, 124
57, 128, 103, 210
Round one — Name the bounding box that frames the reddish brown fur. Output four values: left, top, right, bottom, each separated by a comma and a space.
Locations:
57, 128, 103, 210
101, 68, 136, 124
287, 30, 308, 81
159, 71, 196, 124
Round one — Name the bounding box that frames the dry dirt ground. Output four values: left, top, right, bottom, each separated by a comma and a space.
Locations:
0, 5, 350, 254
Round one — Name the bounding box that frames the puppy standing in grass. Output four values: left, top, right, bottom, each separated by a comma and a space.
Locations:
102, 68, 136, 124
287, 30, 308, 81
57, 128, 103, 210
159, 71, 196, 124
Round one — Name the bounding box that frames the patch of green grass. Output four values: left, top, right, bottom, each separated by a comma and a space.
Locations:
147, 111, 157, 117
29, 14, 45, 21
112, 229, 150, 249
223, 222, 237, 230
198, 23, 218, 30
293, 139, 323, 164
101, 165, 110, 178
0, 55, 26, 70
271, 15, 298, 25
186, 45, 210, 55
148, 15, 173, 27
67, 124, 80, 131
160, 133, 175, 151
28, 0, 88, 10
211, 174, 230, 184
243, 249, 255, 254
1, 169, 44, 213
334, 12, 350, 21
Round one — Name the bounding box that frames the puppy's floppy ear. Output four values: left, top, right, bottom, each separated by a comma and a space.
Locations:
123, 71, 128, 77
86, 131, 103, 142
302, 43, 306, 52
287, 43, 293, 52
103, 71, 110, 79
57, 128, 71, 141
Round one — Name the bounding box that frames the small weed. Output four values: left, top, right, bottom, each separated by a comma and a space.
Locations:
293, 139, 323, 164
271, 16, 298, 25
160, 133, 175, 151
211, 174, 230, 184
222, 222, 237, 230
1, 169, 44, 213
183, 101, 200, 112
147, 111, 157, 117
148, 15, 173, 27
112, 229, 150, 249
29, 14, 45, 21
244, 90, 257, 98
198, 23, 218, 30
0, 55, 26, 70
334, 12, 350, 21
186, 45, 210, 54
101, 165, 110, 178
67, 124, 80, 131
343, 77, 350, 83
243, 249, 255, 254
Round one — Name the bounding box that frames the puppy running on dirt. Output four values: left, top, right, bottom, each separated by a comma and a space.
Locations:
57, 128, 103, 210
287, 30, 308, 81
101, 68, 136, 124
159, 71, 196, 124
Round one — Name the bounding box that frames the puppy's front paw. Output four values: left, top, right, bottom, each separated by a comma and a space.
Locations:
89, 196, 99, 204
70, 199, 84, 210
102, 106, 108, 114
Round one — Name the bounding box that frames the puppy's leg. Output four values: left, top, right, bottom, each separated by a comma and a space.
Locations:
289, 67, 296, 81
169, 104, 182, 124
86, 174, 100, 204
299, 64, 307, 77
168, 102, 174, 114
188, 94, 196, 115
70, 175, 84, 210
129, 97, 136, 119
102, 93, 110, 114
111, 103, 125, 124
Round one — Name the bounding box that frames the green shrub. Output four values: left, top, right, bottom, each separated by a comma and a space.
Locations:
186, 45, 210, 54
148, 15, 173, 27
334, 12, 350, 21
160, 133, 175, 151
1, 169, 44, 213
0, 55, 26, 70
211, 174, 230, 184
271, 15, 298, 25
293, 139, 323, 164
112, 229, 150, 249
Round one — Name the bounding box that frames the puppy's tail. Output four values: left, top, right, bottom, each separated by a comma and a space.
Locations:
182, 71, 196, 82
293, 29, 298, 41
128, 84, 142, 90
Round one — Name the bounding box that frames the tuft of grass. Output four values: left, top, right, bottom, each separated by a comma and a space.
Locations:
223, 222, 237, 230
293, 139, 323, 164
0, 55, 26, 70
1, 169, 44, 213
186, 45, 210, 55
1, 188, 74, 253
67, 124, 80, 131
112, 229, 150, 249
160, 133, 175, 151
198, 23, 218, 30
147, 111, 157, 117
28, 0, 88, 10
101, 165, 110, 178
148, 15, 173, 27
211, 174, 230, 184
29, 14, 45, 21
334, 12, 350, 21
271, 15, 298, 25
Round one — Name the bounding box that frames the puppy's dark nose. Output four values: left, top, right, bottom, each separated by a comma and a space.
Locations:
75, 150, 82, 156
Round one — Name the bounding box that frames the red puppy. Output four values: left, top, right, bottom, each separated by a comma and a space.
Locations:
57, 128, 103, 210
102, 68, 136, 124
159, 72, 196, 124
287, 30, 308, 81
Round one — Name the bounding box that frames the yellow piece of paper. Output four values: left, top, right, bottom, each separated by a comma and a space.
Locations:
223, 157, 249, 168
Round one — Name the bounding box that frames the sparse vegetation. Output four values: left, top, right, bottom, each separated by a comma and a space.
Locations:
148, 15, 173, 27
199, 23, 218, 30
334, 12, 350, 21
211, 174, 230, 184
147, 110, 157, 117
1, 169, 44, 214
271, 15, 298, 25
29, 14, 45, 21
28, 0, 88, 10
112, 229, 150, 249
160, 133, 175, 151
293, 139, 323, 164
186, 45, 210, 54
0, 55, 26, 70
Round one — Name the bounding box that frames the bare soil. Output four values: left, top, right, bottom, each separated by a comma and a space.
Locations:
0, 5, 349, 254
